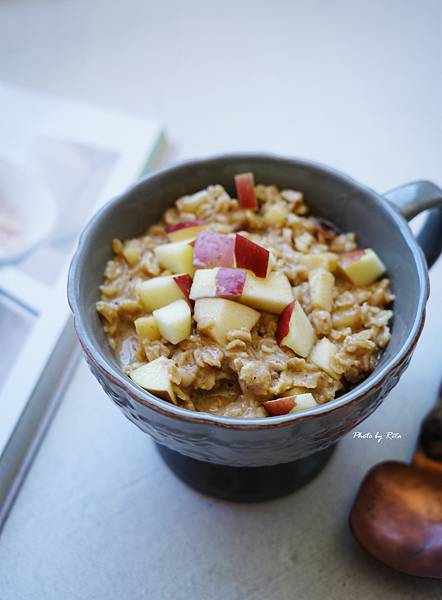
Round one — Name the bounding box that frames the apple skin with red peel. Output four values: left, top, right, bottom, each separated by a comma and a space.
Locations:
350, 461, 442, 579
263, 397, 296, 416
275, 302, 293, 346
165, 220, 205, 234
165, 220, 206, 242
173, 274, 192, 299
235, 234, 270, 277
138, 274, 192, 311
263, 393, 317, 416
190, 268, 245, 299
275, 301, 315, 357
215, 268, 246, 297
193, 231, 235, 268
235, 172, 257, 210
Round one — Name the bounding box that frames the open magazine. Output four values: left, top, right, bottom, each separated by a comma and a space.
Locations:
0, 83, 164, 524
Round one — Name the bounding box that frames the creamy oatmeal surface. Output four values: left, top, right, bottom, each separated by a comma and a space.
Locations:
97, 174, 394, 418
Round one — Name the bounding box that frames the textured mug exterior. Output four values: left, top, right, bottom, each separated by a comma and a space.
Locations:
68, 154, 430, 467
78, 333, 418, 466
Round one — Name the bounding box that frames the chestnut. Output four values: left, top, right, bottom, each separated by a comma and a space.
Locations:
414, 449, 442, 476
350, 461, 442, 579
420, 406, 442, 461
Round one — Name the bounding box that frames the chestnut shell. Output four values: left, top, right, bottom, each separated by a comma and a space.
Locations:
350, 461, 442, 579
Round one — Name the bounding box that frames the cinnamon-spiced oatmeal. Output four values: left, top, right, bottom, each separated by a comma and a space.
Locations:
97, 173, 393, 418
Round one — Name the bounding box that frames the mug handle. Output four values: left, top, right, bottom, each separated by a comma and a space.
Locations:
384, 180, 442, 268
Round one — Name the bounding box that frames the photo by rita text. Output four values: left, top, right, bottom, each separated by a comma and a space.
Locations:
352, 431, 402, 444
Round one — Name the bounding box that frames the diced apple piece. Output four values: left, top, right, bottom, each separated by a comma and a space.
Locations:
263, 393, 318, 416
154, 240, 195, 276
338, 248, 386, 286
190, 269, 217, 299
275, 301, 315, 357
240, 270, 293, 314
310, 338, 340, 379
194, 298, 260, 345
129, 357, 176, 403
234, 234, 273, 277
263, 203, 289, 227
134, 315, 160, 341
263, 397, 295, 416
193, 230, 235, 268
235, 172, 257, 209
309, 268, 335, 311
153, 299, 191, 344
137, 274, 190, 311
165, 220, 206, 241
297, 252, 338, 273
190, 268, 247, 300
289, 393, 318, 412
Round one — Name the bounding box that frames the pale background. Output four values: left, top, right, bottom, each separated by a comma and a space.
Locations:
1, 1, 442, 598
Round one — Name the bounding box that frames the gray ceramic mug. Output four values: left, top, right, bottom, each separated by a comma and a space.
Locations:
68, 154, 442, 501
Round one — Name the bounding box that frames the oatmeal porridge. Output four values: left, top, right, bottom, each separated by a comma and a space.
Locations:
97, 173, 394, 418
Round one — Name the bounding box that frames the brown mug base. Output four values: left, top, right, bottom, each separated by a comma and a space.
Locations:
156, 443, 336, 502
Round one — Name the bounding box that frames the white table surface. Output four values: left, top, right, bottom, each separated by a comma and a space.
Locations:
1, 1, 442, 598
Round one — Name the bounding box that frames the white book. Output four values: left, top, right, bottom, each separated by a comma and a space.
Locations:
0, 83, 164, 523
